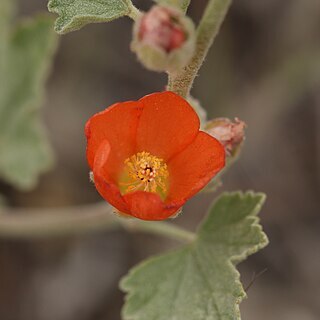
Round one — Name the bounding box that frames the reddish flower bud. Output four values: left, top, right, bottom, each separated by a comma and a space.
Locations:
206, 118, 246, 156
139, 6, 186, 52
132, 5, 195, 72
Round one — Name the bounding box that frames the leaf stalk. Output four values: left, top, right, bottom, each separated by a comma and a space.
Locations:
127, 3, 142, 21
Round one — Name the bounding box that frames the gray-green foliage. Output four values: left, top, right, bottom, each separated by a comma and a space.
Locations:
0, 2, 58, 190
121, 192, 268, 320
48, 0, 133, 34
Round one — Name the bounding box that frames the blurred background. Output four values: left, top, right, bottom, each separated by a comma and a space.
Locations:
0, 0, 319, 319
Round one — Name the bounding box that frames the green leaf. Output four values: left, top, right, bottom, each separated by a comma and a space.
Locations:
121, 192, 268, 320
0, 15, 58, 190
48, 0, 133, 34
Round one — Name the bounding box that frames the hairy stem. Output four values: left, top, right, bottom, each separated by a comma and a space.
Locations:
0, 203, 117, 238
0, 203, 195, 242
127, 3, 142, 21
168, 0, 232, 97
123, 219, 196, 243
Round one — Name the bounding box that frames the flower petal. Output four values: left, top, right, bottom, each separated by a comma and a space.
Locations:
86, 101, 143, 176
167, 131, 225, 201
93, 140, 130, 214
123, 191, 181, 220
136, 91, 200, 160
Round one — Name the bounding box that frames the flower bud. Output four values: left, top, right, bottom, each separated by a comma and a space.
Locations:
131, 5, 195, 72
205, 118, 246, 156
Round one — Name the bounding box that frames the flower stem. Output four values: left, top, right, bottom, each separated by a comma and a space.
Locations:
122, 220, 196, 243
0, 203, 195, 243
167, 0, 232, 98
0, 203, 117, 238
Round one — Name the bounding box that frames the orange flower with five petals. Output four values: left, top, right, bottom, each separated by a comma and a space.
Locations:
85, 92, 225, 220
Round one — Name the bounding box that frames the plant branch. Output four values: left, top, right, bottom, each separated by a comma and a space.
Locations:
123, 219, 196, 243
0, 203, 117, 238
0, 203, 195, 242
167, 0, 232, 97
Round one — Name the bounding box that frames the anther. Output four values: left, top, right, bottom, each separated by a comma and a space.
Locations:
120, 151, 169, 196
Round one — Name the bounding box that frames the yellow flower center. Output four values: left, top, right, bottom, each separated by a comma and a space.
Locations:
119, 152, 169, 200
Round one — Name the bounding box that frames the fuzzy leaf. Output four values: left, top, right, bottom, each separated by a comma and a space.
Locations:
121, 192, 268, 320
0, 15, 58, 190
48, 0, 132, 34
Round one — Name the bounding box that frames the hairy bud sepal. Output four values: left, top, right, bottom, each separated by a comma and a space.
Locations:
201, 118, 246, 193
205, 117, 246, 158
131, 5, 196, 73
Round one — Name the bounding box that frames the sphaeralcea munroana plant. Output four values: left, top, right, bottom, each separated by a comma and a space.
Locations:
0, 1, 269, 319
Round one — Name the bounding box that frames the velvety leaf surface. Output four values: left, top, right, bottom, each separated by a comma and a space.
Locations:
0, 14, 58, 190
48, 0, 132, 34
121, 192, 268, 320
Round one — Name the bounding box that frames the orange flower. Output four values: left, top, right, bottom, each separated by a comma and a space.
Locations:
85, 92, 225, 220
